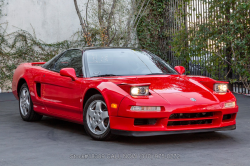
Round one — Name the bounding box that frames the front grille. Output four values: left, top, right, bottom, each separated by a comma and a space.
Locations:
168, 119, 212, 126
169, 112, 213, 119
168, 112, 217, 127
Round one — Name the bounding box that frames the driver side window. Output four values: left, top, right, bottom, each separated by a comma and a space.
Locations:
51, 49, 83, 76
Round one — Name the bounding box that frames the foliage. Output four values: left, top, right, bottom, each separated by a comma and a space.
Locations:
74, 0, 138, 47
0, 0, 88, 91
0, 0, 138, 91
171, 0, 250, 90
0, 29, 88, 91
3, 0, 250, 92
136, 0, 171, 61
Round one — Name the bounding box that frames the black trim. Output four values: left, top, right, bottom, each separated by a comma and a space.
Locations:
36, 83, 41, 97
83, 51, 89, 78
111, 125, 236, 137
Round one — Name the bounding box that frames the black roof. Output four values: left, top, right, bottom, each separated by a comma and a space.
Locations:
82, 47, 138, 51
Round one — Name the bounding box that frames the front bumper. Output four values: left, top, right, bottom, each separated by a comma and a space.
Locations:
109, 111, 237, 133
109, 92, 238, 136
111, 125, 236, 137
109, 99, 238, 135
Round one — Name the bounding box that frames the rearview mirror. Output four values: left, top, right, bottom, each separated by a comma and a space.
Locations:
174, 66, 185, 75
60, 68, 77, 81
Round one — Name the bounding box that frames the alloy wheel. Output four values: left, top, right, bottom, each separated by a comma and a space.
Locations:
19, 87, 30, 116
86, 100, 109, 135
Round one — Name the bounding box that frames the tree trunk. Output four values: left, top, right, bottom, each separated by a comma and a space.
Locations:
73, 0, 92, 46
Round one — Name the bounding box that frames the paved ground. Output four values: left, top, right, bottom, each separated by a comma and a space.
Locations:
0, 93, 249, 166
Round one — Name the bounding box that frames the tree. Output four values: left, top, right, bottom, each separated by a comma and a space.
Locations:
136, 0, 172, 60
171, 0, 250, 90
73, 0, 141, 47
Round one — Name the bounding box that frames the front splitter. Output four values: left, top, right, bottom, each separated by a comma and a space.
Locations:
111, 125, 236, 137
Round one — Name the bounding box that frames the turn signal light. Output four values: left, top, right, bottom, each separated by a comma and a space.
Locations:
130, 106, 161, 111
111, 103, 118, 109
224, 102, 235, 108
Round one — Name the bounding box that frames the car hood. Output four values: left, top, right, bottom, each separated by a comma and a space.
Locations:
98, 75, 219, 105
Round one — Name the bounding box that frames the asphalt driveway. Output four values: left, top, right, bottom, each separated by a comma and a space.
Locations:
0, 93, 249, 166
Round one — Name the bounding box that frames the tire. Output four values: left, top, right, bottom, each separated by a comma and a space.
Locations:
19, 83, 43, 121
83, 94, 117, 141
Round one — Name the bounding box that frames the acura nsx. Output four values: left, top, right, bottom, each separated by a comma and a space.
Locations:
12, 48, 238, 140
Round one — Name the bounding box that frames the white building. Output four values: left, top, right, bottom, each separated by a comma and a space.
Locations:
1, 0, 88, 43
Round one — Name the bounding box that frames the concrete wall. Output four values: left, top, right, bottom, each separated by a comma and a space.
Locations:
0, 0, 89, 92
1, 0, 87, 43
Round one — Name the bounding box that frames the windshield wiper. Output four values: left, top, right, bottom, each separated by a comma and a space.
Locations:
92, 74, 121, 77
146, 73, 171, 75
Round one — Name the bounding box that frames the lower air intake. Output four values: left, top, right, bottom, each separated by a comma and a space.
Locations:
134, 119, 157, 125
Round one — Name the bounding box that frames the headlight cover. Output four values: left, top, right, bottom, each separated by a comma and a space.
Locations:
214, 83, 228, 93
131, 86, 149, 96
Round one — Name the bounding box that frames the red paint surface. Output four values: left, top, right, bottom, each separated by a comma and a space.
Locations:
60, 68, 77, 81
174, 66, 185, 75
12, 62, 238, 132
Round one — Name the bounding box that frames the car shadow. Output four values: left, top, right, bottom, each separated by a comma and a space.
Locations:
38, 116, 87, 136
37, 116, 234, 145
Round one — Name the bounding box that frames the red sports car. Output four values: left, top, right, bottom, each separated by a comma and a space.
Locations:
12, 48, 238, 140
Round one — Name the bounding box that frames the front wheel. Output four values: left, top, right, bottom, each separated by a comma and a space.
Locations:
19, 83, 43, 121
83, 94, 116, 141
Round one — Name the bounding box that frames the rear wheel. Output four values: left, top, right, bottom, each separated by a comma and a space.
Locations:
19, 83, 43, 121
83, 94, 116, 141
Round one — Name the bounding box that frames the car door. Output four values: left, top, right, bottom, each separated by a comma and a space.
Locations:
40, 49, 84, 121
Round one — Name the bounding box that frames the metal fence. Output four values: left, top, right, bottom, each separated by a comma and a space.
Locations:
165, 0, 250, 95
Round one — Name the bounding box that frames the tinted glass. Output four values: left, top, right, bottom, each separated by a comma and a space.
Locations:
85, 49, 177, 77
42, 52, 64, 69
52, 50, 83, 76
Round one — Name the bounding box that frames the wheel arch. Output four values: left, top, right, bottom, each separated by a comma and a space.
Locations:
82, 82, 129, 117
83, 88, 103, 108
17, 78, 28, 98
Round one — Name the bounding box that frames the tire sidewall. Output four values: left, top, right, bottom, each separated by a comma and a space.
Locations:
83, 94, 111, 140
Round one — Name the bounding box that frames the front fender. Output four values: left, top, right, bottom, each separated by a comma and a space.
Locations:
85, 82, 129, 116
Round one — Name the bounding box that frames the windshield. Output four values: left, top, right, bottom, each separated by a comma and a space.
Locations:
85, 49, 177, 77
